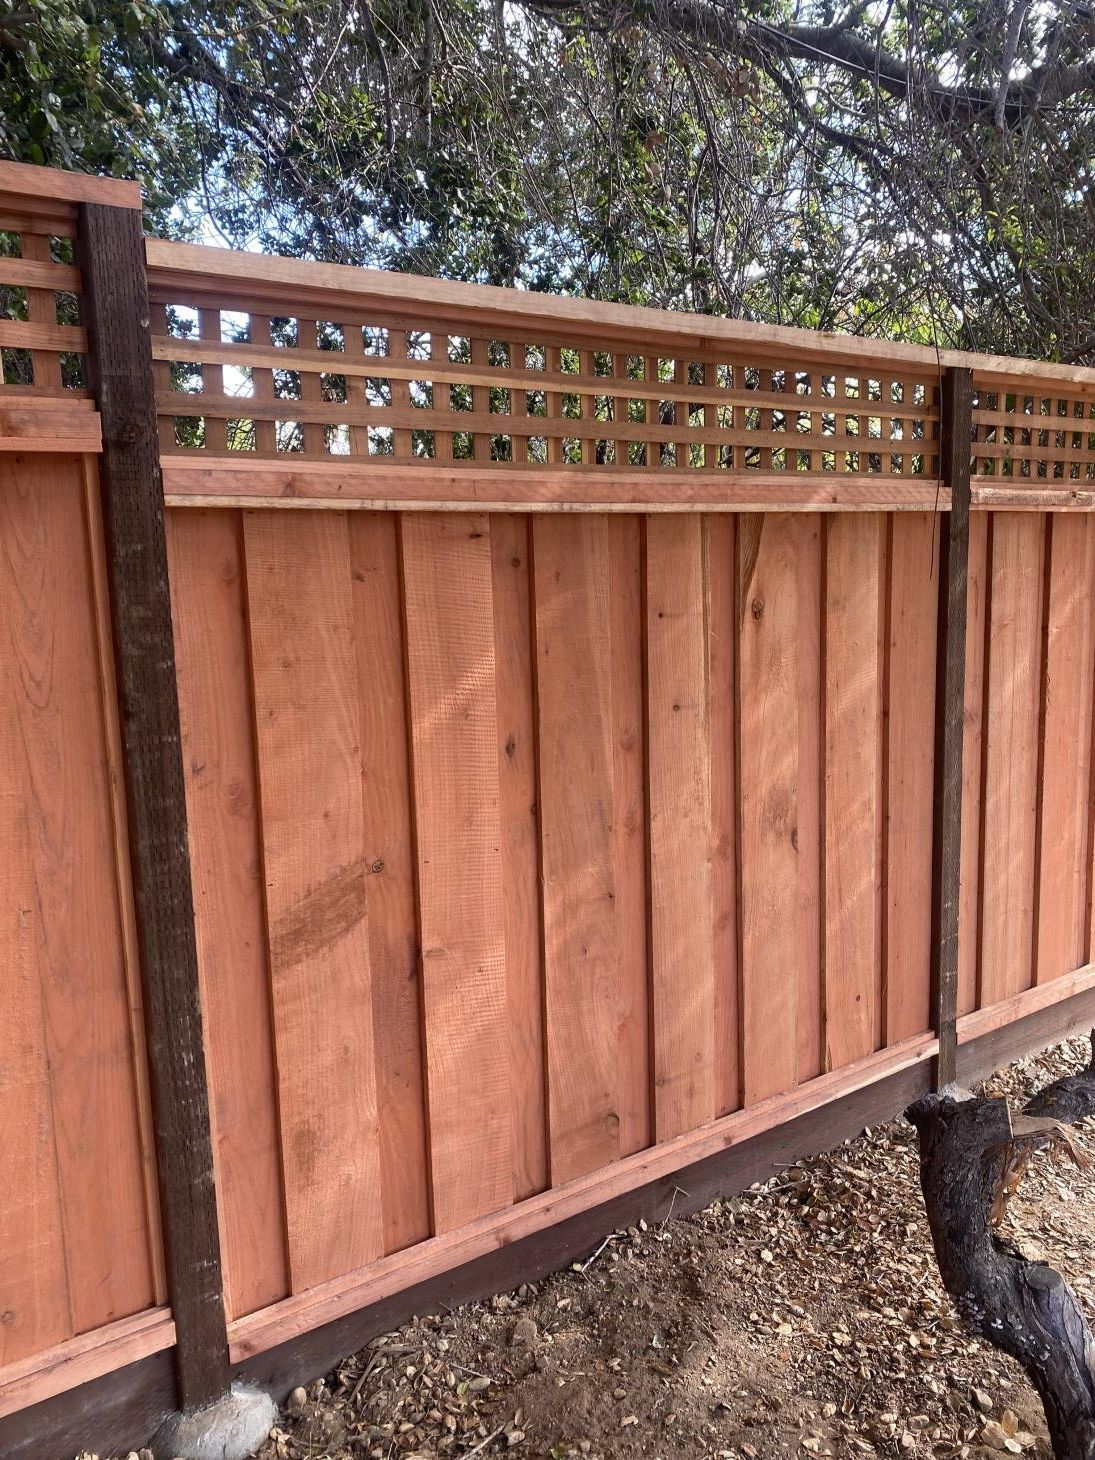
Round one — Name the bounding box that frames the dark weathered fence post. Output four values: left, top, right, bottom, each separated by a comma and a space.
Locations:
77, 200, 231, 1410
931, 366, 974, 1089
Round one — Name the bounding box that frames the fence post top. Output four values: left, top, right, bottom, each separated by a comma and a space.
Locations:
0, 158, 142, 215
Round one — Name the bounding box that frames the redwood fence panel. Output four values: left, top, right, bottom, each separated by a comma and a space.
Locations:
5, 161, 1095, 1458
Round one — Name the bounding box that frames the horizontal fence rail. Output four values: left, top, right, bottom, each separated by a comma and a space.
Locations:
6, 162, 1095, 1458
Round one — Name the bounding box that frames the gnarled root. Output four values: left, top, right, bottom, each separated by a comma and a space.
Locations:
906, 1034, 1095, 1460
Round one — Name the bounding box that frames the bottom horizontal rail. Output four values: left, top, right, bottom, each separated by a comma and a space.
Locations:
0, 1308, 175, 1419
957, 962, 1095, 1046
228, 1033, 937, 1363
17, 976, 1095, 1460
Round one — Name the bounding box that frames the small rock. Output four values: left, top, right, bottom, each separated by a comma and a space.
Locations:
973, 1388, 994, 1414
511, 1316, 538, 1347
286, 1386, 307, 1415
981, 1419, 1022, 1453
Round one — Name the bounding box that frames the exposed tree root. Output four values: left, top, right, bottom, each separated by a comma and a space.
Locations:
907, 1035, 1095, 1460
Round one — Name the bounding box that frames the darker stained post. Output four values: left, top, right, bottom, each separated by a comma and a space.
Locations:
930, 366, 974, 1090
77, 200, 230, 1410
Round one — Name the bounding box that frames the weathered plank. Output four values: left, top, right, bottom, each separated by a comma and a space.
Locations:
888, 512, 940, 1044
607, 517, 652, 1154
244, 509, 383, 1286
0, 462, 71, 1367
738, 514, 800, 1103
167, 509, 289, 1317
489, 514, 549, 1199
957, 512, 989, 1017
28, 463, 158, 1331
1036, 516, 1095, 984
401, 512, 514, 1229
533, 515, 620, 1182
705, 514, 740, 1116
930, 368, 973, 1086
793, 516, 824, 1083
347, 513, 432, 1254
981, 514, 1045, 1007
824, 514, 883, 1070
78, 200, 228, 1406
646, 515, 716, 1139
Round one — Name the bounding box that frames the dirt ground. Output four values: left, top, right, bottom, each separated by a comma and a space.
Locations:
97, 1037, 1095, 1460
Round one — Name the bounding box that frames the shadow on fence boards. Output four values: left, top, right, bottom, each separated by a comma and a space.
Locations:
5, 159, 1095, 1458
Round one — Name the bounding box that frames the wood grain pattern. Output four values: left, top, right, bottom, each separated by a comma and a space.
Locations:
489, 515, 549, 1199
793, 516, 824, 1083
824, 514, 883, 1070
244, 509, 383, 1287
347, 513, 431, 1254
608, 516, 653, 1153
400, 513, 514, 1229
81, 460, 165, 1308
533, 515, 620, 1182
957, 512, 989, 1018
1, 456, 157, 1357
0, 463, 70, 1367
981, 514, 1045, 1007
646, 515, 716, 1139
705, 514, 739, 1116
167, 508, 289, 1318
886, 513, 939, 1042
738, 514, 800, 1103
1036, 516, 1095, 984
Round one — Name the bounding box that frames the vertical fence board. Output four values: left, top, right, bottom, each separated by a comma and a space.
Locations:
245, 510, 383, 1287
489, 515, 549, 1200
347, 514, 432, 1254
886, 513, 939, 1042
824, 514, 883, 1070
533, 516, 620, 1183
608, 516, 653, 1155
705, 514, 740, 1116
646, 516, 716, 1139
738, 514, 800, 1103
82, 461, 165, 1309
401, 513, 514, 1230
793, 517, 824, 1083
167, 509, 289, 1319
24, 464, 157, 1333
1036, 516, 1095, 984
0, 464, 71, 1366
981, 514, 1045, 1007
957, 512, 988, 1018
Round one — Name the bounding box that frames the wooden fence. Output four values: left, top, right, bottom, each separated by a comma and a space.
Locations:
5, 159, 1095, 1458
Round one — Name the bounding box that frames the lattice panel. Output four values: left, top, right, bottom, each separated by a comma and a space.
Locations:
0, 222, 88, 397
973, 388, 1095, 482
149, 304, 940, 475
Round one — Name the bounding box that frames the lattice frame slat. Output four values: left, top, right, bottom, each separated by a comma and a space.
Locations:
149, 300, 943, 477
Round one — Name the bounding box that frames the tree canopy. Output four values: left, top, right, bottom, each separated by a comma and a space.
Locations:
4, 0, 1095, 359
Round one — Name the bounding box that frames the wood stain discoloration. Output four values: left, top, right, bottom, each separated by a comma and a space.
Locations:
268, 861, 368, 970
